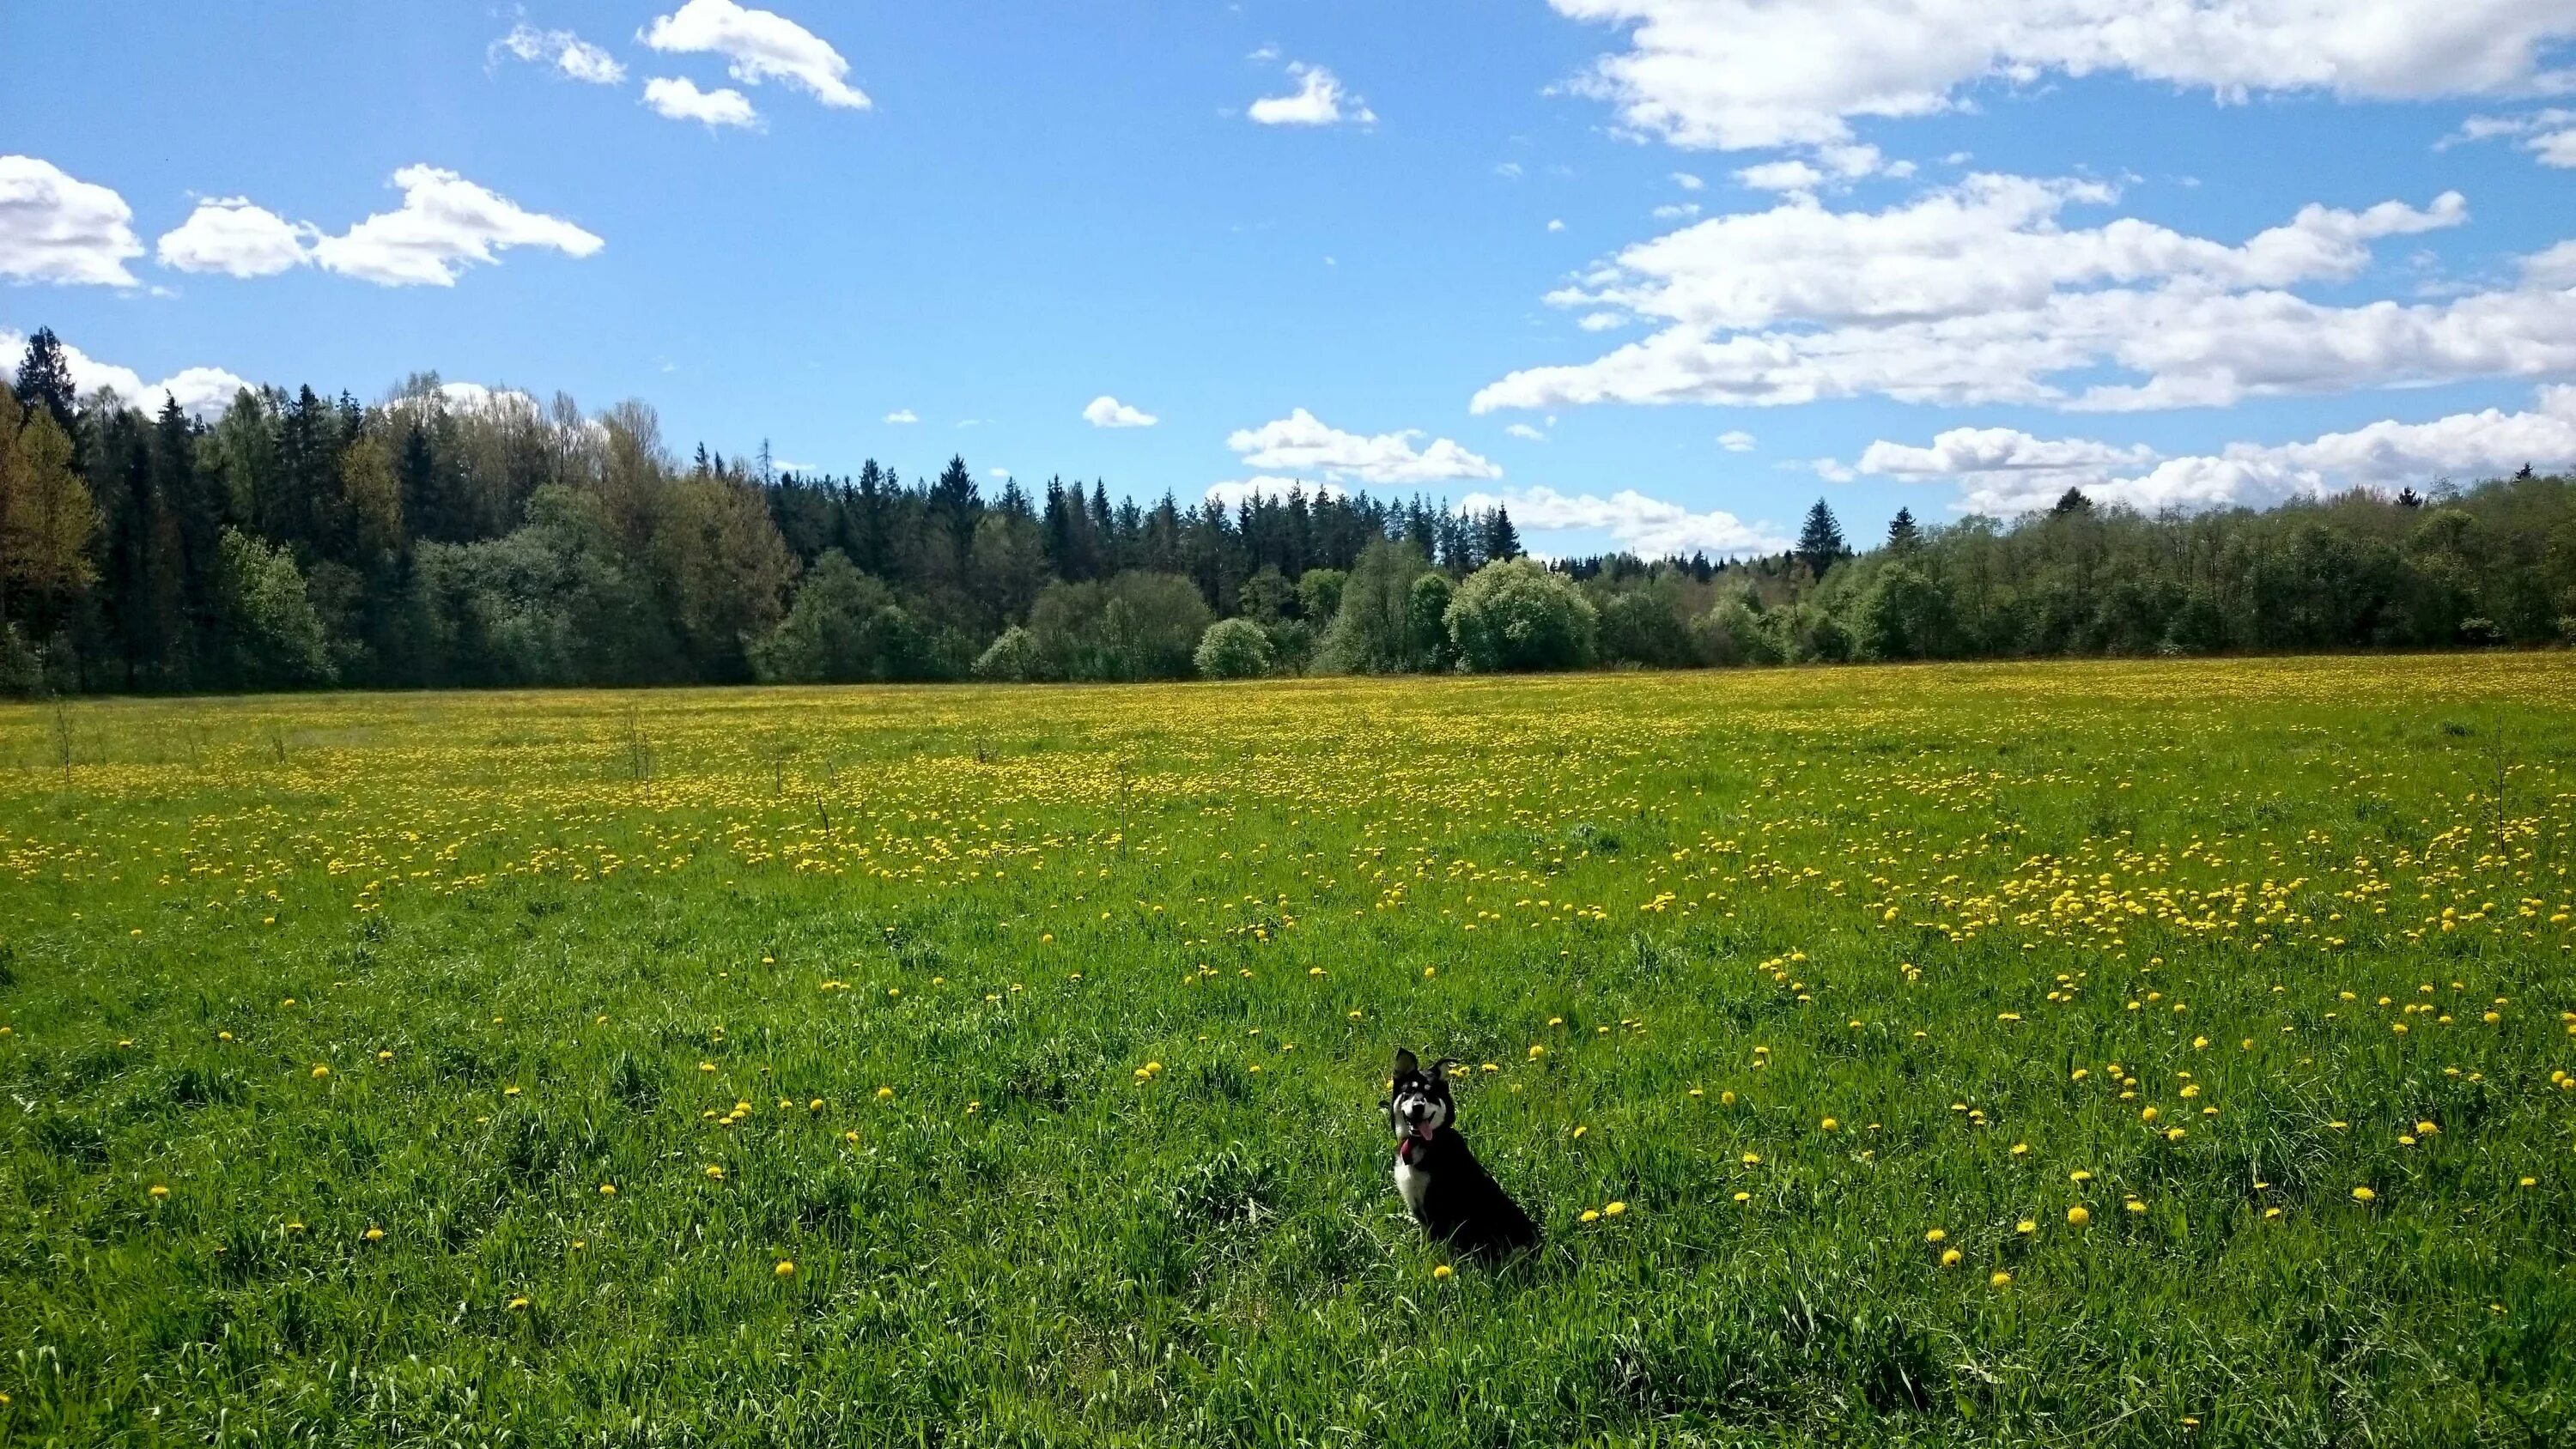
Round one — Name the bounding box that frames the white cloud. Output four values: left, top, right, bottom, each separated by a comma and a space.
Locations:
1473, 177, 2510, 414
1505, 422, 1549, 440
1226, 408, 1500, 484
883, 408, 918, 424
0, 328, 249, 419
1577, 312, 1628, 330
1855, 387, 2576, 513
155, 197, 313, 277
641, 0, 867, 109
1460, 484, 1787, 555
1551, 0, 2576, 151
1206, 476, 1347, 509
1082, 394, 1157, 428
308, 165, 603, 287
1735, 160, 1825, 192
1546, 218, 1566, 232
494, 23, 627, 84
1496, 161, 1526, 179
1249, 63, 1376, 127
2448, 108, 2576, 167
644, 76, 761, 127
2526, 240, 2576, 288
0, 155, 143, 286
1671, 171, 1704, 190
1716, 428, 1755, 451
1651, 202, 1702, 219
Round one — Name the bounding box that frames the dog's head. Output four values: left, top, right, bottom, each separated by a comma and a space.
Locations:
1387, 1047, 1458, 1142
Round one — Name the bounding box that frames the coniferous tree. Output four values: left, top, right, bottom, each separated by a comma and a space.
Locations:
12, 328, 80, 442
1887, 506, 1921, 551
1796, 498, 1846, 579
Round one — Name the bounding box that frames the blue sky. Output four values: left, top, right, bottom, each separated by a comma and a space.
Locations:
5, 1, 2575, 557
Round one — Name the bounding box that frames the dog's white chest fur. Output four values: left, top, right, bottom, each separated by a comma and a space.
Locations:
1394, 1155, 1431, 1216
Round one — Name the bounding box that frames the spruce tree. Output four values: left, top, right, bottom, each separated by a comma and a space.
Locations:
12, 327, 80, 440
1796, 498, 1845, 578
1886, 506, 1920, 551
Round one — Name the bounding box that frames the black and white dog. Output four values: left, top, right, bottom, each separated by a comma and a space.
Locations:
1386, 1048, 1540, 1260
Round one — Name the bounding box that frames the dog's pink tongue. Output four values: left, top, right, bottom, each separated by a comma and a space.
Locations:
1412, 1122, 1436, 1142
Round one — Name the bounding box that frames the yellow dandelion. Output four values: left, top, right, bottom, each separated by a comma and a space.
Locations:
2067, 1205, 2089, 1226
1432, 1264, 1453, 1280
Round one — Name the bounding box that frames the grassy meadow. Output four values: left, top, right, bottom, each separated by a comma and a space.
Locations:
3, 656, 2575, 1446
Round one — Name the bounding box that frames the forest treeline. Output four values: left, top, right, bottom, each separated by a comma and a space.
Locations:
3, 327, 2572, 696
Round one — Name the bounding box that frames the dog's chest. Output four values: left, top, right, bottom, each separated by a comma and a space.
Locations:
1393, 1153, 1431, 1216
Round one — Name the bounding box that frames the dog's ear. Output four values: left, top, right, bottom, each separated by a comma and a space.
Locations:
1392, 1047, 1419, 1076
1428, 1058, 1461, 1079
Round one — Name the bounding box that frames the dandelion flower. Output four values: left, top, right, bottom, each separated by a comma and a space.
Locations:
148, 1185, 169, 1199
1990, 1270, 2012, 1288
364, 1226, 385, 1242
311, 1064, 331, 1079
2351, 1185, 2376, 1203
1604, 1201, 1626, 1217
876, 1086, 894, 1100
2016, 1219, 2036, 1235
1940, 1248, 1961, 1267
1432, 1264, 1453, 1280
1820, 1118, 1838, 1132
599, 1184, 617, 1197
1733, 1191, 1752, 1203
2067, 1205, 2089, 1226
775, 1259, 796, 1277
1580, 1209, 1600, 1223
507, 1296, 529, 1311
1925, 1228, 1947, 1243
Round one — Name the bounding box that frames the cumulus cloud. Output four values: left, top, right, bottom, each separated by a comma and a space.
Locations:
644, 76, 761, 126
1551, 0, 2576, 151
1082, 394, 1157, 428
1856, 387, 2576, 513
0, 328, 249, 419
1716, 428, 1755, 451
493, 23, 627, 84
1206, 476, 1347, 509
1226, 408, 1500, 484
1472, 177, 2519, 414
884, 408, 918, 423
1505, 423, 1549, 440
641, 0, 869, 109
1459, 484, 1787, 555
155, 197, 313, 277
1249, 63, 1376, 127
0, 155, 143, 286
307, 165, 603, 287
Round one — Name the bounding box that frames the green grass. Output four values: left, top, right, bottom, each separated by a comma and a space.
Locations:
3, 655, 2573, 1446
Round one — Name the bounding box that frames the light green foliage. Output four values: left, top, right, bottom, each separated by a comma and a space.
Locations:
214, 526, 335, 687
3, 655, 2574, 1445
1194, 616, 1275, 679
1445, 557, 1598, 672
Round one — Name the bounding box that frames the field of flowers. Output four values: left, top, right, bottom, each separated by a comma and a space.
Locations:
3, 655, 2573, 1446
